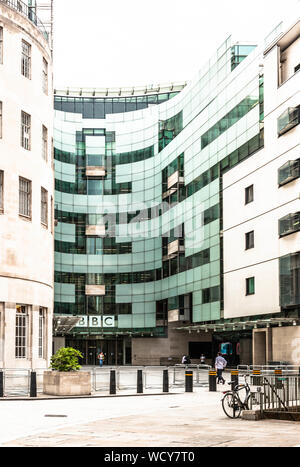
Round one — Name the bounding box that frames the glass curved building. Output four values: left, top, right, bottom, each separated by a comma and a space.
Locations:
53, 14, 300, 367
53, 34, 264, 366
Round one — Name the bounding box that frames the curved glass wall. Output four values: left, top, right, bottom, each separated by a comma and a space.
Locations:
54, 36, 263, 340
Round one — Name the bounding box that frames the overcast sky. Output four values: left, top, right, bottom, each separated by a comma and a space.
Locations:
53, 0, 300, 89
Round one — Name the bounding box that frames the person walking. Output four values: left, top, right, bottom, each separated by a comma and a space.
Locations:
215, 352, 227, 384
97, 351, 105, 368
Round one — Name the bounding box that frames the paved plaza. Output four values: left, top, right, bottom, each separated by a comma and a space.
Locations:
1, 382, 300, 447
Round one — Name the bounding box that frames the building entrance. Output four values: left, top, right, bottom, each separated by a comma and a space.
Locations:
66, 337, 132, 365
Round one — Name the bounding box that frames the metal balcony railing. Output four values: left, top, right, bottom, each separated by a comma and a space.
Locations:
0, 0, 48, 41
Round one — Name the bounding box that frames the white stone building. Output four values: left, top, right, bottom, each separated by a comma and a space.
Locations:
0, 0, 54, 369
223, 20, 300, 365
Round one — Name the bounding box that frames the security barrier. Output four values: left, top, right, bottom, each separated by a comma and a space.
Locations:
0, 365, 211, 397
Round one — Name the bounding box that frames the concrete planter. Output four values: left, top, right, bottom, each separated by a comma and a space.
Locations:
43, 371, 91, 396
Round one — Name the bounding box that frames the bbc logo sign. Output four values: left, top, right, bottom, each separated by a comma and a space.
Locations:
77, 315, 115, 328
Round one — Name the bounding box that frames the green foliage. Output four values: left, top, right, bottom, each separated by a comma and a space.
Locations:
50, 347, 83, 372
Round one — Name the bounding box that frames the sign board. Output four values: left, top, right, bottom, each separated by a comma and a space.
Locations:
76, 315, 115, 328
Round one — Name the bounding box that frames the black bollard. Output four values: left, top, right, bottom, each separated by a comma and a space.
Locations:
137, 369, 143, 393
275, 368, 283, 390
231, 370, 239, 391
163, 369, 169, 393
209, 370, 217, 392
252, 369, 261, 386
0, 371, 3, 397
185, 370, 193, 392
110, 370, 116, 395
30, 371, 37, 398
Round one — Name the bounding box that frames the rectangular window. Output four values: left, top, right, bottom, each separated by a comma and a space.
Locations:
41, 187, 48, 226
202, 286, 220, 304
245, 185, 254, 204
0, 170, 3, 212
21, 40, 31, 78
21, 111, 31, 150
42, 57, 48, 94
245, 231, 254, 250
42, 125, 48, 161
0, 101, 2, 138
19, 177, 32, 219
246, 277, 255, 295
15, 305, 28, 359
38, 307, 46, 359
0, 27, 3, 64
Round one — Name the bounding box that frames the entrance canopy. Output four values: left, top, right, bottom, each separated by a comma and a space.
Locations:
176, 317, 300, 333
53, 315, 81, 335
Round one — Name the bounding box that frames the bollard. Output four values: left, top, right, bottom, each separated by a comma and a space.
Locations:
137, 369, 143, 393
30, 371, 37, 398
209, 370, 217, 392
275, 368, 283, 389
185, 370, 193, 392
163, 369, 169, 393
0, 371, 3, 398
252, 369, 261, 386
231, 370, 239, 391
110, 370, 116, 395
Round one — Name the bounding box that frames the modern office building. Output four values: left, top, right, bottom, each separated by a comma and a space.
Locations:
53, 24, 269, 366
0, 0, 54, 369
1, 0, 299, 369
222, 20, 300, 365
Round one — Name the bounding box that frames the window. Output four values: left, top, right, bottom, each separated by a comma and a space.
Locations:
21, 40, 31, 78
0, 101, 2, 138
19, 177, 31, 218
202, 286, 220, 304
15, 305, 28, 358
0, 170, 3, 212
42, 57, 48, 94
246, 277, 255, 295
0, 27, 3, 64
280, 252, 300, 307
42, 125, 48, 161
41, 187, 48, 226
245, 231, 254, 250
38, 308, 46, 359
21, 111, 31, 150
245, 185, 254, 204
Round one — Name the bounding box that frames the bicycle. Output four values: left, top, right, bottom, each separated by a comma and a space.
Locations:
221, 375, 251, 419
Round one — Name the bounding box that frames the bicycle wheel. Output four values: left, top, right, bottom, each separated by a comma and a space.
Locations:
222, 392, 242, 419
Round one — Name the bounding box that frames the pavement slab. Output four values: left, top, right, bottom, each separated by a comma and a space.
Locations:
1, 387, 300, 447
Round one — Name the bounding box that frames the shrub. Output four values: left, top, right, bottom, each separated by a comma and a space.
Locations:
50, 347, 83, 372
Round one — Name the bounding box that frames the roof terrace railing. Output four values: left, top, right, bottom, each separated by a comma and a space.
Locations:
0, 0, 48, 41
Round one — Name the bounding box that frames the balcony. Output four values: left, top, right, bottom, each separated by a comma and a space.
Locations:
85, 225, 106, 236
279, 212, 300, 237
277, 107, 300, 136
0, 0, 48, 40
86, 166, 106, 177
85, 285, 105, 296
278, 159, 300, 186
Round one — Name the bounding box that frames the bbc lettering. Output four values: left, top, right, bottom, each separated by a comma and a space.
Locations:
77, 315, 115, 328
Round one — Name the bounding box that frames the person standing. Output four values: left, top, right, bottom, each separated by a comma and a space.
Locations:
200, 354, 206, 364
215, 352, 227, 384
97, 351, 105, 368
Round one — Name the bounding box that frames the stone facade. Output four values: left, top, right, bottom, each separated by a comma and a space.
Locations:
0, 2, 54, 369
